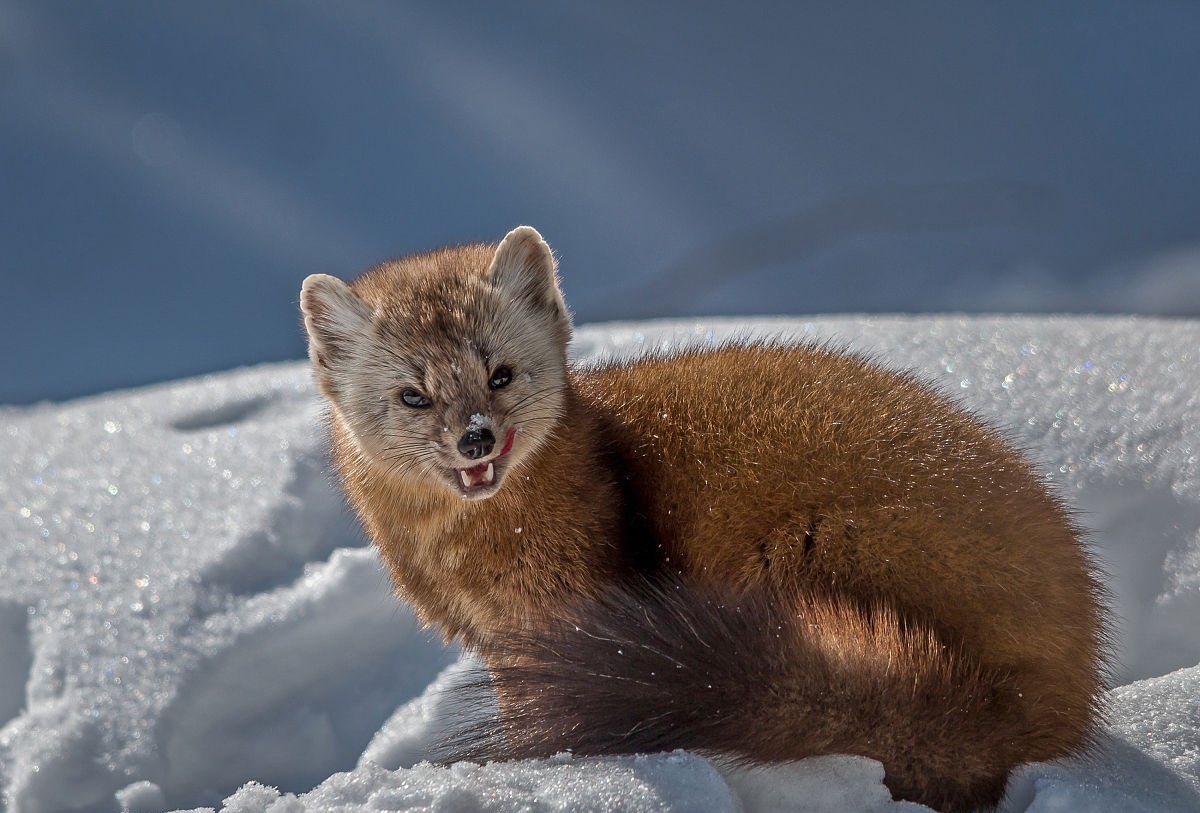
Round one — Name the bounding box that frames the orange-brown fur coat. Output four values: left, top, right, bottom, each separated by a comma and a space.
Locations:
301, 227, 1106, 812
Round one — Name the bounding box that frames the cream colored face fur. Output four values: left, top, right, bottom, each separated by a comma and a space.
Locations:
300, 226, 571, 500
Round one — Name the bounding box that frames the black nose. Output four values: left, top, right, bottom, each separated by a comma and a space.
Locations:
458, 427, 495, 460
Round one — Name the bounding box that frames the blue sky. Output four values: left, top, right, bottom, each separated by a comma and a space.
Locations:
3, 1, 1199, 404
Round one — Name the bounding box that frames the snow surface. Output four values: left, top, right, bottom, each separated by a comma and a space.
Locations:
2, 316, 1199, 813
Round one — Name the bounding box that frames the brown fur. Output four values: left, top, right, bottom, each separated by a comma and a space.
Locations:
301, 227, 1107, 812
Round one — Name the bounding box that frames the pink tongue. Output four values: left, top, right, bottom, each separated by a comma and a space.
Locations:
498, 427, 517, 457
463, 461, 489, 485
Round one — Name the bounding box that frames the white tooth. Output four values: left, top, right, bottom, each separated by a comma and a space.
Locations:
485, 462, 494, 484
459, 469, 470, 488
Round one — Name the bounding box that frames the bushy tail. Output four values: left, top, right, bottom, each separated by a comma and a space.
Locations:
440, 580, 1045, 812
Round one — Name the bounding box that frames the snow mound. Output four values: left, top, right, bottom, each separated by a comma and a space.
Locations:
1, 316, 1198, 813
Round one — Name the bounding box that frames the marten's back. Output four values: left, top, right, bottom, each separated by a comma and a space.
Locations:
575, 343, 1105, 758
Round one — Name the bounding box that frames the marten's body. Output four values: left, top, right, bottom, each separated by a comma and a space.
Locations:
301, 227, 1106, 812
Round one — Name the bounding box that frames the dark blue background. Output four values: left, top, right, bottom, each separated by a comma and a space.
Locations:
3, 1, 1199, 404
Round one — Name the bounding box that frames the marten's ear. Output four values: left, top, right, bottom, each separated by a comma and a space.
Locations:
300, 274, 371, 375
487, 226, 568, 322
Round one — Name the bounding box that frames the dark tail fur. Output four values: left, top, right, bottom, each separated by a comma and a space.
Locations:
438, 580, 1043, 812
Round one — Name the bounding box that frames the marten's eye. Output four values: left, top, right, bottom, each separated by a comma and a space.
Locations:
399, 388, 431, 409
488, 366, 513, 390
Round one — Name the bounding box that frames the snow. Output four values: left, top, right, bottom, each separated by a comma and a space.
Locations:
466, 414, 493, 432
2, 316, 1199, 813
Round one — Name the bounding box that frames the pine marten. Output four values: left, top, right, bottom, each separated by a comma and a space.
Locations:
300, 226, 1106, 812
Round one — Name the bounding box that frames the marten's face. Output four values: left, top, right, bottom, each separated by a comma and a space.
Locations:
301, 227, 571, 501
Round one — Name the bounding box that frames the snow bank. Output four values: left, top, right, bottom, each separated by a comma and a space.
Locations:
1, 316, 1198, 813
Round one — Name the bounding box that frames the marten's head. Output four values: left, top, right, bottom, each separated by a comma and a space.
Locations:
301, 226, 571, 501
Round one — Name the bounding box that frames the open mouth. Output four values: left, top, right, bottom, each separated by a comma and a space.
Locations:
458, 459, 496, 489
453, 427, 517, 497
